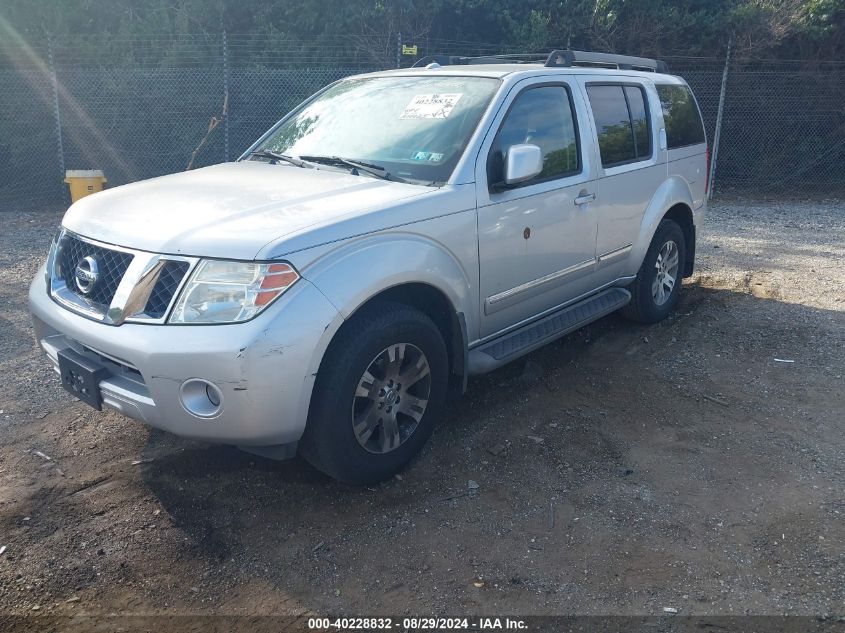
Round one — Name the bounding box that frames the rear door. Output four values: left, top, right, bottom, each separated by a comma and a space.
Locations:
578, 78, 666, 285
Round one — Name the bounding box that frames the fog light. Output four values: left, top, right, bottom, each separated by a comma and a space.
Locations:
179, 379, 223, 418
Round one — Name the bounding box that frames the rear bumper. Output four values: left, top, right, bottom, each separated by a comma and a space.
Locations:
29, 266, 342, 446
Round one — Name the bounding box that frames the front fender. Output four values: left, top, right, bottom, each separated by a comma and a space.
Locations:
278, 207, 479, 427
302, 230, 477, 330
626, 176, 695, 276
281, 230, 476, 427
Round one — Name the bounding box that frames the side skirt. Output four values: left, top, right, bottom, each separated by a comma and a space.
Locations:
468, 287, 631, 375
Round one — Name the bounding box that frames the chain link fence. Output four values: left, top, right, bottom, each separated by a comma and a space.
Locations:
1, 34, 843, 209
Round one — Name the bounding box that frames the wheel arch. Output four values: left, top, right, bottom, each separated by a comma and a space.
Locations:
629, 177, 697, 278
353, 283, 467, 393
296, 280, 466, 457
661, 203, 696, 278
301, 233, 476, 414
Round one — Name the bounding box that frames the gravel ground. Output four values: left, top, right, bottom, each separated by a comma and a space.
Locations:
0, 199, 843, 623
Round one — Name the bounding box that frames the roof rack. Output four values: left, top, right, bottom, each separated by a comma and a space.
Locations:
412, 53, 544, 68
545, 50, 668, 72
411, 50, 668, 73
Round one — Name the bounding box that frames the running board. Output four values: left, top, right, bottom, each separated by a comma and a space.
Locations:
468, 287, 631, 374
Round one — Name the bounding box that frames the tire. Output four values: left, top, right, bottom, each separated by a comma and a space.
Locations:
299, 301, 449, 485
621, 219, 686, 324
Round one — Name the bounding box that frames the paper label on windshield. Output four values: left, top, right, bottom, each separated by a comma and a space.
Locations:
400, 93, 462, 119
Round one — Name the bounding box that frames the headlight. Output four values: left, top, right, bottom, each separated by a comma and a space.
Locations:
168, 259, 299, 324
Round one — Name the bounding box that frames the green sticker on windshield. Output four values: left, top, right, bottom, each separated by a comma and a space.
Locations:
412, 151, 445, 162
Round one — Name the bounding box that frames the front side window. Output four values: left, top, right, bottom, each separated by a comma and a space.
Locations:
254, 76, 500, 185
487, 85, 580, 188
586, 84, 652, 167
656, 85, 706, 149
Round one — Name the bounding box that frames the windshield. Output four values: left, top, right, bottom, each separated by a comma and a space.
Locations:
252, 75, 501, 185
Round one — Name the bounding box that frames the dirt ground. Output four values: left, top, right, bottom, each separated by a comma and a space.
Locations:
0, 199, 843, 623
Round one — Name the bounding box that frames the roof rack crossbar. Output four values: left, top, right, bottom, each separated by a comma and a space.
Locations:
545, 50, 668, 73
411, 53, 546, 68
467, 53, 549, 61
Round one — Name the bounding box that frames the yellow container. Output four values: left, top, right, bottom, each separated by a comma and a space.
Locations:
64, 170, 107, 203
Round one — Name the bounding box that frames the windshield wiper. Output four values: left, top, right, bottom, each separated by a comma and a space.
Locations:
249, 150, 313, 169
299, 155, 408, 184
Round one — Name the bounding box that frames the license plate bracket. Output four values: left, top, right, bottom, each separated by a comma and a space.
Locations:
57, 348, 109, 410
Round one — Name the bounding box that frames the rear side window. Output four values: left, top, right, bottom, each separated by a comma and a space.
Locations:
488, 85, 580, 187
624, 86, 650, 158
657, 85, 705, 148
586, 84, 651, 167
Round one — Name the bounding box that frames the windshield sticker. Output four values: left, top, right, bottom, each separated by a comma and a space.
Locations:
412, 151, 444, 162
400, 94, 463, 119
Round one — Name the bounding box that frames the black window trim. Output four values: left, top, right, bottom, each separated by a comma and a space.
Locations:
654, 83, 708, 150
586, 81, 653, 169
487, 81, 583, 193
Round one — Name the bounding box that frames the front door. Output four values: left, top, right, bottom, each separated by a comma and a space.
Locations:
476, 79, 599, 338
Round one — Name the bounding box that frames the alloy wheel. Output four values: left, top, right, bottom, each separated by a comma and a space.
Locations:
352, 343, 431, 454
652, 239, 680, 306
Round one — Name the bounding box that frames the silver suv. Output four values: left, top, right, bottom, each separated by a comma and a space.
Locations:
29, 50, 709, 484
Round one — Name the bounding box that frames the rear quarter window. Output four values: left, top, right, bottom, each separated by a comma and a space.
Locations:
657, 85, 706, 149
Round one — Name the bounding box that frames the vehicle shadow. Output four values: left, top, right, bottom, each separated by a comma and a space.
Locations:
139, 281, 844, 612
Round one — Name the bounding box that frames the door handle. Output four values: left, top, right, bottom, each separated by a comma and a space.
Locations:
574, 192, 596, 206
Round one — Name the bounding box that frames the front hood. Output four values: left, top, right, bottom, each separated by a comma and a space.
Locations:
63, 162, 430, 259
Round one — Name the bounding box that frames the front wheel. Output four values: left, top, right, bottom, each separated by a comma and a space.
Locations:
621, 219, 686, 324
300, 301, 448, 485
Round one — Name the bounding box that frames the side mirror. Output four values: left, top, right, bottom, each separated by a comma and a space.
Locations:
504, 144, 543, 186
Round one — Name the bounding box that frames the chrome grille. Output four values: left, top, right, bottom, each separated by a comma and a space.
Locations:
144, 260, 189, 319
48, 230, 197, 325
57, 233, 133, 308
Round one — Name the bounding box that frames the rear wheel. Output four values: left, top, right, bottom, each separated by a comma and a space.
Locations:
621, 219, 686, 324
300, 301, 448, 484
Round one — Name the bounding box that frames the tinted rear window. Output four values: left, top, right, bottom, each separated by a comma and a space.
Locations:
586, 84, 651, 167
586, 85, 635, 166
624, 86, 650, 158
657, 85, 706, 149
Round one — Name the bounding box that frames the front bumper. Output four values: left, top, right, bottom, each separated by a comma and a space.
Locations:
29, 267, 342, 446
